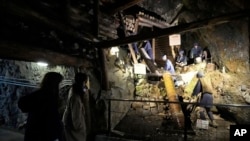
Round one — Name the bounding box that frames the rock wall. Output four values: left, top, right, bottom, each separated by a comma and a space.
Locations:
105, 47, 135, 129
0, 47, 136, 132
180, 0, 249, 73
197, 20, 249, 73
182, 20, 249, 73
0, 59, 75, 128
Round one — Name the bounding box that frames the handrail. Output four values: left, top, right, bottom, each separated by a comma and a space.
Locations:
105, 98, 250, 108
106, 98, 250, 141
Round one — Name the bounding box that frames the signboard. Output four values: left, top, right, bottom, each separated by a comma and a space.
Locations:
169, 34, 181, 46
134, 63, 146, 74
110, 46, 119, 56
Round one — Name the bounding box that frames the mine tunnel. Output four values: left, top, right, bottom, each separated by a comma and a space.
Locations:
0, 0, 250, 141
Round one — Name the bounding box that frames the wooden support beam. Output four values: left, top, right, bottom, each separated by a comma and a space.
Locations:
152, 38, 155, 60
103, 0, 143, 15
94, 0, 100, 36
138, 47, 158, 73
0, 42, 90, 67
0, 1, 97, 43
138, 21, 153, 28
128, 44, 138, 64
95, 10, 249, 48
168, 4, 184, 24
99, 49, 110, 90
137, 15, 169, 28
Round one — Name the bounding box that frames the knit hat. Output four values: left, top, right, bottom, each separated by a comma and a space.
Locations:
179, 50, 184, 55
197, 71, 204, 78
162, 55, 167, 61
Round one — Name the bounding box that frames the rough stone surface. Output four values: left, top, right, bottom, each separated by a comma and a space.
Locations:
106, 47, 135, 129
0, 59, 75, 128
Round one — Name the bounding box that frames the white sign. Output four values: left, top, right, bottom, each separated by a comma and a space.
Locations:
134, 63, 146, 74
110, 47, 119, 56
169, 34, 181, 46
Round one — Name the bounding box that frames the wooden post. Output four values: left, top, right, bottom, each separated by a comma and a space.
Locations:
171, 45, 176, 60
128, 44, 138, 64
96, 10, 249, 48
163, 72, 185, 129
152, 38, 155, 61
100, 49, 110, 90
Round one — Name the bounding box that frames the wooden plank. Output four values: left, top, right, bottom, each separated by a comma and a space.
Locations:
128, 44, 138, 64
103, 0, 143, 15
93, 0, 100, 36
152, 38, 155, 60
138, 44, 158, 73
95, 10, 249, 48
0, 42, 89, 67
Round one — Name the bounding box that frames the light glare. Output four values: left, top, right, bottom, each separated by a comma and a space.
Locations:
37, 62, 48, 67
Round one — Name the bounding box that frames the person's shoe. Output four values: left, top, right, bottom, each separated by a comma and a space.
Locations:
209, 121, 218, 128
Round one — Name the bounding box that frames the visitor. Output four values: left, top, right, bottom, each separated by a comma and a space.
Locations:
62, 72, 91, 141
18, 72, 64, 141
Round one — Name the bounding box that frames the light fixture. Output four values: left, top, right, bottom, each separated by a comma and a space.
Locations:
110, 46, 119, 56
37, 62, 48, 67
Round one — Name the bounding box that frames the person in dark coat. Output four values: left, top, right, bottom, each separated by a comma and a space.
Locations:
202, 46, 212, 63
18, 72, 64, 141
189, 43, 202, 64
175, 50, 188, 67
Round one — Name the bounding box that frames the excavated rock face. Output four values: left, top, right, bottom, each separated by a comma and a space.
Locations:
172, 0, 250, 124
209, 71, 250, 124
177, 0, 249, 73
158, 0, 250, 124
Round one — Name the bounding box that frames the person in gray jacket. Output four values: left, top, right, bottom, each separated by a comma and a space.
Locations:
63, 72, 90, 141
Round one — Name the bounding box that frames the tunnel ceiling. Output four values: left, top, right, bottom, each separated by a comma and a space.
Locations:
0, 0, 249, 66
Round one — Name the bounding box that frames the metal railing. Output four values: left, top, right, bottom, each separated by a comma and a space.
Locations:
106, 98, 250, 141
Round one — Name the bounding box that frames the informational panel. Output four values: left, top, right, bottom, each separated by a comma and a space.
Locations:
169, 34, 181, 46
134, 63, 146, 74
110, 46, 119, 56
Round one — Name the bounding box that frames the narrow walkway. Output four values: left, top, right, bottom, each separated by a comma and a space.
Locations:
0, 128, 24, 141
113, 107, 193, 141
113, 107, 233, 141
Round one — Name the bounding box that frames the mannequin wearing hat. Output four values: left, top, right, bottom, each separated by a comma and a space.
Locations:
175, 50, 188, 67
162, 54, 175, 75
192, 71, 218, 128
189, 43, 202, 64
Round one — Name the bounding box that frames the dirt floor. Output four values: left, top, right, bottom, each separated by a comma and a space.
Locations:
112, 66, 247, 141
0, 128, 24, 141
113, 106, 235, 141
